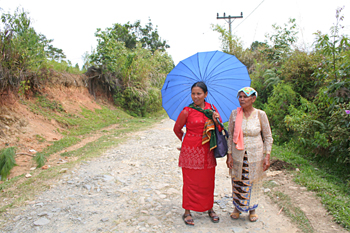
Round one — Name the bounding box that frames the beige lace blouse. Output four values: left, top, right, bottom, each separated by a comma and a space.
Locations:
227, 108, 273, 182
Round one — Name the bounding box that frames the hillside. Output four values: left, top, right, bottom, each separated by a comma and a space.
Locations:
0, 71, 115, 179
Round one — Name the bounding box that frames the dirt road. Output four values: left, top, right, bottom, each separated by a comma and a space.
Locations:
0, 119, 333, 232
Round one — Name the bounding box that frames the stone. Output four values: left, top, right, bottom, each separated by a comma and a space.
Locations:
266, 171, 282, 177
59, 168, 68, 173
37, 212, 48, 217
231, 227, 243, 232
270, 180, 279, 185
33, 217, 50, 226
102, 175, 114, 182
35, 203, 44, 207
101, 218, 109, 222
25, 173, 32, 178
264, 188, 271, 193
13, 216, 21, 222
83, 184, 91, 191
166, 188, 179, 195
138, 197, 145, 204
147, 216, 160, 225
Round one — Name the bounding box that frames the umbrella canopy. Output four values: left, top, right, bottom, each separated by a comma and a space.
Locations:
161, 50, 251, 123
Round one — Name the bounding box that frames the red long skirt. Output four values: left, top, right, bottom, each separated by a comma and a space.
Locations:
182, 167, 215, 212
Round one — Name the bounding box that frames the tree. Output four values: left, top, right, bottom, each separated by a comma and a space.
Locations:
0, 8, 66, 92
264, 18, 298, 62
109, 19, 169, 53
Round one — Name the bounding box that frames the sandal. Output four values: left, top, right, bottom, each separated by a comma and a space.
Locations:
249, 213, 258, 222
230, 211, 241, 220
182, 213, 194, 226
208, 209, 220, 223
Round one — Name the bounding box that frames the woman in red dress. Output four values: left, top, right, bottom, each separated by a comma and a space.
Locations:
173, 81, 223, 226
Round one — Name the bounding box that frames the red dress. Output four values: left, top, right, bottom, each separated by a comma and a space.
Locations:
173, 102, 222, 212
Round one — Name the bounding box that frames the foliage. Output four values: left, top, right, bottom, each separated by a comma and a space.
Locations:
264, 82, 298, 143
264, 18, 298, 63
284, 7, 350, 164
104, 19, 169, 53
0, 8, 80, 93
47, 60, 82, 74
81, 50, 95, 72
0, 147, 17, 181
90, 20, 173, 116
279, 50, 322, 99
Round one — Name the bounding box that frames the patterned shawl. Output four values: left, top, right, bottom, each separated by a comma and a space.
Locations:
189, 104, 217, 151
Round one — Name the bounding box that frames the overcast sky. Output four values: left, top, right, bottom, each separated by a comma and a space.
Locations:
1, 0, 349, 68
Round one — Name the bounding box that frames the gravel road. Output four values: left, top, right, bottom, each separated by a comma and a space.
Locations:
0, 119, 299, 233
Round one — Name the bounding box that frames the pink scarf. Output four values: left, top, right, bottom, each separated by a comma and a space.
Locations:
233, 107, 244, 150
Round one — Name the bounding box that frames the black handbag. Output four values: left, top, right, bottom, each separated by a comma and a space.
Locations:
214, 125, 229, 158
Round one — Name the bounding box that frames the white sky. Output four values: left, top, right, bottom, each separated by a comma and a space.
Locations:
1, 0, 350, 68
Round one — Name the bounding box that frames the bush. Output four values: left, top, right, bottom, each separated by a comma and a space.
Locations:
90, 22, 173, 117
264, 82, 298, 143
0, 147, 17, 181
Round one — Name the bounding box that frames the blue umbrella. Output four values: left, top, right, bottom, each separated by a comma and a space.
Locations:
161, 50, 251, 123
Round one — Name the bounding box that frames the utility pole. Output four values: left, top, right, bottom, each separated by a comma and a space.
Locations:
216, 12, 243, 37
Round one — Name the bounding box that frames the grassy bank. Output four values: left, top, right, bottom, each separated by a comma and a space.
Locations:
272, 144, 350, 230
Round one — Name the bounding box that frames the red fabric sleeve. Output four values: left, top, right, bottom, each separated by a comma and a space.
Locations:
173, 108, 188, 141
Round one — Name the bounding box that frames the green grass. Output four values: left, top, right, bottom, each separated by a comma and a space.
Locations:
272, 144, 350, 230
35, 134, 46, 143
34, 136, 81, 167
264, 183, 314, 233
28, 98, 131, 136
60, 116, 164, 158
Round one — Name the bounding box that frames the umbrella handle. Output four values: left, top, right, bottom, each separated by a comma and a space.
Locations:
211, 104, 224, 128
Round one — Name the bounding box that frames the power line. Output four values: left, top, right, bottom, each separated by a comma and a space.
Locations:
217, 12, 243, 37
232, 0, 265, 31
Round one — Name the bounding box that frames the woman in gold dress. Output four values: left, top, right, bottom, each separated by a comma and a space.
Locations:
226, 87, 273, 222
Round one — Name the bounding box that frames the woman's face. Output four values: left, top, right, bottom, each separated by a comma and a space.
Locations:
191, 86, 208, 107
238, 91, 256, 108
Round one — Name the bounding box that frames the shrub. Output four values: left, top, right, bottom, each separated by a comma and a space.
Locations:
0, 147, 17, 181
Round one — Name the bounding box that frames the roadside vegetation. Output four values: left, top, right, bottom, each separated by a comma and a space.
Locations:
213, 7, 349, 229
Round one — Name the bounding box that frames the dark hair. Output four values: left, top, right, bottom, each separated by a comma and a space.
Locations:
191, 81, 208, 93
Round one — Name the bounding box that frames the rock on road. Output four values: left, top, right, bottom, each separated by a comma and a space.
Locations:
0, 119, 298, 233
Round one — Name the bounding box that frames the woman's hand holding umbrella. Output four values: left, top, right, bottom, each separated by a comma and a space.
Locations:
212, 111, 221, 125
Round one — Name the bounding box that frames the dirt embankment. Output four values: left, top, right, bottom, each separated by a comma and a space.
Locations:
0, 70, 113, 179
